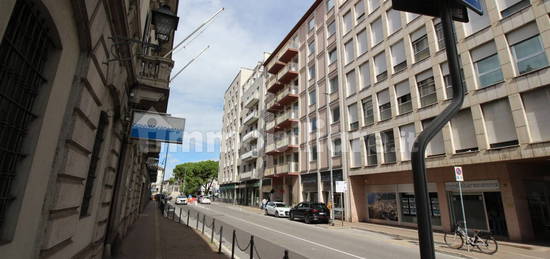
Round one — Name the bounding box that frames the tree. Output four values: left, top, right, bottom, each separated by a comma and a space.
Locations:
173, 160, 218, 195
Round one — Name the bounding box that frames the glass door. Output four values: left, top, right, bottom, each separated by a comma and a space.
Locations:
449, 192, 489, 231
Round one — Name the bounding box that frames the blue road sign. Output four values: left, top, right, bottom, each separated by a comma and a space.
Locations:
461, 0, 483, 15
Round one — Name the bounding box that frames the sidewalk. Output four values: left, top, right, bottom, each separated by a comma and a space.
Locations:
215, 202, 550, 259
113, 202, 226, 259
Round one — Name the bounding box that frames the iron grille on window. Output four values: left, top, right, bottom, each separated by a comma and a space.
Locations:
80, 112, 109, 217
0, 0, 52, 233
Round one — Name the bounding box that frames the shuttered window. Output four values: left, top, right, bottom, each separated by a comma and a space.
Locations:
391, 40, 407, 73
521, 86, 550, 142
471, 41, 503, 88
395, 80, 412, 114
482, 98, 519, 148
399, 124, 415, 161
450, 109, 478, 153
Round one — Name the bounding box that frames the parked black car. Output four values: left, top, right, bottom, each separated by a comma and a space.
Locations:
289, 202, 330, 224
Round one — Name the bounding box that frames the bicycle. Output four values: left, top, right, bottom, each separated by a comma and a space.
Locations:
444, 221, 498, 254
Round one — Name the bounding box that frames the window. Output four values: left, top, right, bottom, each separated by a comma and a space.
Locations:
381, 129, 396, 163
343, 11, 353, 34
377, 89, 391, 121
365, 134, 378, 165
481, 98, 519, 148
310, 144, 318, 161
309, 89, 317, 105
357, 29, 368, 56
450, 109, 478, 153
374, 51, 387, 82
329, 76, 339, 93
411, 26, 429, 62
327, 20, 336, 37
308, 18, 315, 32
362, 96, 374, 125
310, 117, 318, 132
371, 18, 383, 46
350, 139, 362, 167
507, 23, 549, 75
359, 62, 371, 90
395, 80, 412, 114
81, 111, 109, 216
331, 106, 340, 123
308, 41, 316, 56
522, 86, 550, 142
344, 40, 355, 64
355, 0, 365, 20
422, 118, 445, 156
406, 13, 419, 23
391, 40, 407, 73
387, 8, 401, 34
368, 0, 380, 14
346, 70, 357, 96
327, 0, 335, 11
471, 41, 504, 88
416, 69, 437, 107
348, 103, 359, 130
441, 62, 453, 99
463, 0, 489, 36
328, 48, 337, 64
308, 65, 316, 81
332, 138, 342, 157
498, 0, 530, 18
0, 0, 54, 232
399, 124, 415, 161
434, 19, 445, 50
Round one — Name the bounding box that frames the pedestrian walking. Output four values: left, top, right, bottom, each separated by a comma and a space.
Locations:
261, 198, 267, 209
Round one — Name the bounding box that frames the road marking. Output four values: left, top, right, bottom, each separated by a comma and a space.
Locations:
197, 205, 366, 259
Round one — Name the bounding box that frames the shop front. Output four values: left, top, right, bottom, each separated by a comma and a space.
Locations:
301, 173, 318, 202
219, 183, 236, 203
261, 178, 272, 202
321, 170, 344, 219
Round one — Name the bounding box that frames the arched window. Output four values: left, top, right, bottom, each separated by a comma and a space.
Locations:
0, 0, 55, 233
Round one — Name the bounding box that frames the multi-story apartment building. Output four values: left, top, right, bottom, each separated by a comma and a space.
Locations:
219, 57, 270, 207
0, 0, 179, 257
260, 0, 550, 242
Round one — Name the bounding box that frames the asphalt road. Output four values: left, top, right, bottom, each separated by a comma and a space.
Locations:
170, 202, 462, 259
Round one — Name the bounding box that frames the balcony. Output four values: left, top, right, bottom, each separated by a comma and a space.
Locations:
264, 166, 275, 177
243, 110, 259, 125
276, 162, 299, 175
276, 135, 299, 152
278, 41, 299, 63
268, 60, 286, 74
244, 92, 259, 109
133, 55, 174, 111
241, 149, 259, 161
278, 62, 298, 84
275, 109, 298, 130
276, 85, 299, 106
267, 74, 284, 93
266, 95, 281, 113
241, 130, 259, 143
265, 142, 278, 155
266, 118, 276, 133
239, 168, 257, 181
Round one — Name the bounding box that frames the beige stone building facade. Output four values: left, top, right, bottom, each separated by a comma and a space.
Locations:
260, 0, 550, 242
0, 0, 179, 258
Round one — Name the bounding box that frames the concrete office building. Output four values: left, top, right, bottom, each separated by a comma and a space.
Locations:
0, 0, 179, 257
219, 57, 270, 207
260, 0, 550, 242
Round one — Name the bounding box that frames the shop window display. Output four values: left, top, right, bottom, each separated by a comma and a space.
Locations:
367, 193, 398, 221
400, 193, 441, 225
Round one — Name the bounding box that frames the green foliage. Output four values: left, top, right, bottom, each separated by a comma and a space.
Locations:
173, 160, 218, 195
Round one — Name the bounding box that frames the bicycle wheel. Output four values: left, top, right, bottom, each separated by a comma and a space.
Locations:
444, 232, 463, 249
477, 236, 498, 254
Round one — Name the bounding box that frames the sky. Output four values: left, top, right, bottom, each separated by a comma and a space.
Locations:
160, 0, 315, 178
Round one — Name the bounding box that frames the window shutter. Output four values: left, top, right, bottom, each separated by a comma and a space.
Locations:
391, 40, 406, 65
416, 69, 434, 82
395, 80, 410, 98
451, 109, 477, 150
482, 98, 518, 145
410, 26, 427, 42
507, 22, 539, 46
377, 89, 390, 105
471, 41, 497, 62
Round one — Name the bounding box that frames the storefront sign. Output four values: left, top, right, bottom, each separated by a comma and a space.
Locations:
131, 111, 185, 143
445, 180, 499, 192
335, 181, 347, 193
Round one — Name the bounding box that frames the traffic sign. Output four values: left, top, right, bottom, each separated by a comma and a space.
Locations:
461, 0, 483, 15
454, 166, 464, 182
335, 181, 347, 193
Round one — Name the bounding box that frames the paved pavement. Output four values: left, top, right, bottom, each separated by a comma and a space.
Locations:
172, 202, 467, 259
113, 201, 226, 259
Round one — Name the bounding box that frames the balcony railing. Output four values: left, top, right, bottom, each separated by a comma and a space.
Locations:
239, 168, 257, 180
278, 41, 299, 63
278, 62, 299, 84
267, 74, 284, 93
244, 92, 259, 108
276, 135, 299, 151
135, 55, 174, 89
276, 109, 298, 129
276, 162, 299, 174
241, 130, 259, 143
241, 149, 259, 161
265, 142, 277, 154
243, 110, 259, 125
276, 85, 299, 106
265, 166, 275, 176
266, 119, 276, 132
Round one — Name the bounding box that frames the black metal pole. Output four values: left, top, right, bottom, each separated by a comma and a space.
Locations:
211, 219, 216, 243
410, 1, 466, 258
249, 235, 254, 259
283, 250, 289, 259
218, 226, 224, 254
202, 215, 206, 234
231, 230, 236, 259
179, 207, 182, 223
196, 212, 200, 229
187, 209, 190, 226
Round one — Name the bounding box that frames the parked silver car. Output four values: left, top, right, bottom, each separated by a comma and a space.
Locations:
265, 202, 290, 217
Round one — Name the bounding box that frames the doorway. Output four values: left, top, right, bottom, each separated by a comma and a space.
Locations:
484, 192, 508, 236
526, 181, 550, 241
449, 193, 488, 230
